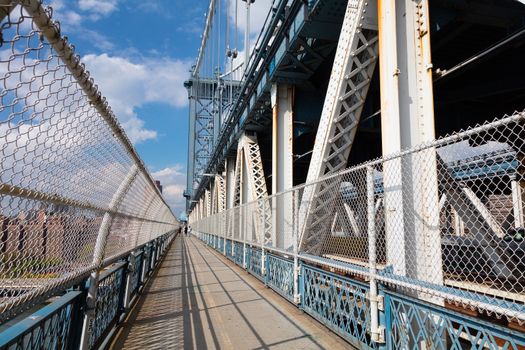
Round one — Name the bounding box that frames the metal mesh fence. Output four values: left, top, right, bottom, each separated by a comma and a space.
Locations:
192, 111, 525, 324
0, 1, 178, 319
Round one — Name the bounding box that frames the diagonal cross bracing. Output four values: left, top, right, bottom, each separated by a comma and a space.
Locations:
231, 134, 273, 245
299, 0, 379, 254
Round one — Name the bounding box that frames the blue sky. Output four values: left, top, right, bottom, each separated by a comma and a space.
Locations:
49, 0, 273, 218
48, 0, 210, 218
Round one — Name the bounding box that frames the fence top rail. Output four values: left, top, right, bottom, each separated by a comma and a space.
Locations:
194, 110, 524, 217
0, 291, 83, 347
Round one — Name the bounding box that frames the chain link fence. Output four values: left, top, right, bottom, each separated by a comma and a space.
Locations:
0, 1, 178, 320
192, 110, 525, 325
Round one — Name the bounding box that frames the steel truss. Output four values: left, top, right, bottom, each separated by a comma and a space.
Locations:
229, 134, 273, 245
299, 0, 379, 253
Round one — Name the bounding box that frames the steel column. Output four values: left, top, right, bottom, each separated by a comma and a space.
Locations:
271, 84, 294, 250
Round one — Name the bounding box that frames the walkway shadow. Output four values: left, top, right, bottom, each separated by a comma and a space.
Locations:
111, 236, 352, 350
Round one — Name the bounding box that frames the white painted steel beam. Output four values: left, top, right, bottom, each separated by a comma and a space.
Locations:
376, 0, 444, 290
271, 84, 294, 249
232, 133, 272, 244
225, 157, 236, 210
395, 0, 442, 287
299, 0, 379, 253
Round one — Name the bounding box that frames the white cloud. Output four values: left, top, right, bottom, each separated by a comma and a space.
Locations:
82, 54, 192, 143
222, 0, 274, 71
78, 0, 119, 16
152, 165, 187, 217
47, 0, 119, 43
227, 0, 273, 39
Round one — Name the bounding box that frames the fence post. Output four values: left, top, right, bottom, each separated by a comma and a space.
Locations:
243, 206, 248, 269
378, 284, 389, 350
79, 165, 139, 350
261, 200, 266, 276
142, 243, 151, 280
367, 166, 385, 344
293, 189, 300, 304
138, 249, 146, 287
117, 263, 128, 320
149, 241, 155, 268
123, 251, 136, 310
68, 281, 89, 349
155, 238, 161, 262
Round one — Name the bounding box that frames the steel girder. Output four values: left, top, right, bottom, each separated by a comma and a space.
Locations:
299, 0, 379, 254
186, 78, 235, 204
230, 133, 273, 245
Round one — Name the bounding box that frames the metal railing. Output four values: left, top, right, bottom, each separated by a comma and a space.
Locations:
0, 0, 179, 326
192, 111, 525, 328
0, 231, 175, 350
198, 228, 525, 349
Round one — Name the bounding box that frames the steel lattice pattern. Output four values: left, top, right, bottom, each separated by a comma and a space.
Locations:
129, 252, 144, 298
247, 246, 263, 280
301, 0, 378, 255
89, 266, 124, 349
387, 292, 525, 349
192, 111, 525, 324
0, 2, 178, 319
301, 265, 375, 349
266, 254, 294, 300
233, 241, 243, 266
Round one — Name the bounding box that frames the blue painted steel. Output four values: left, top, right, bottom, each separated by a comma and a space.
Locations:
194, 234, 525, 350
233, 241, 244, 266
225, 239, 234, 260
385, 291, 525, 350
89, 263, 126, 349
301, 263, 377, 349
218, 237, 224, 252
0, 291, 83, 350
130, 251, 144, 298
0, 232, 175, 350
247, 246, 264, 280
266, 254, 294, 301
146, 243, 154, 274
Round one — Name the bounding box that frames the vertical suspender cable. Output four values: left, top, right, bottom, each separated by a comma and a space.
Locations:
244, 0, 250, 75
234, 0, 238, 52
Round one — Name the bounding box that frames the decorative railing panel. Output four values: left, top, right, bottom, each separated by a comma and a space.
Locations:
386, 291, 525, 350
247, 246, 263, 280
266, 254, 294, 301
89, 264, 125, 349
225, 240, 234, 260
301, 264, 375, 349
233, 241, 244, 266
129, 251, 144, 300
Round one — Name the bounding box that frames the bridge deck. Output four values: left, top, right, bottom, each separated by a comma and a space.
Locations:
110, 235, 351, 350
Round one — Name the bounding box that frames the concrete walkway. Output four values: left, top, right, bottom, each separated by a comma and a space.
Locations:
110, 235, 352, 350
